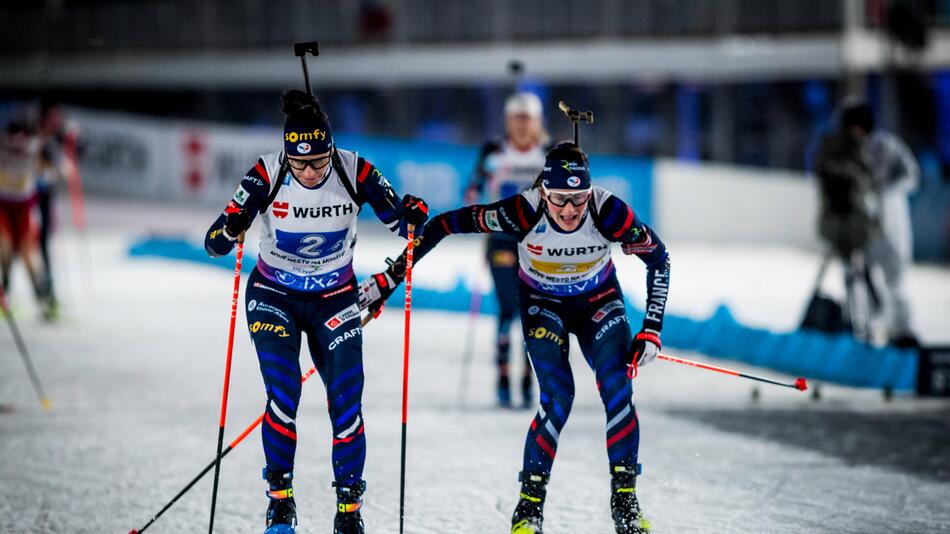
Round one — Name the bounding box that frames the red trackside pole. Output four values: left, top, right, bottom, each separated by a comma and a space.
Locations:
657, 353, 808, 391
208, 233, 245, 533
129, 367, 318, 534
398, 226, 415, 534
63, 124, 86, 231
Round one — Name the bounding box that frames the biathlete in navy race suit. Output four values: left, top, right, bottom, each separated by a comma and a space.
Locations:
360, 143, 669, 534
204, 90, 428, 534
465, 92, 548, 408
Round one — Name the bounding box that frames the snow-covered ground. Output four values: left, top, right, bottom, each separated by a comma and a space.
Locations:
1, 197, 949, 533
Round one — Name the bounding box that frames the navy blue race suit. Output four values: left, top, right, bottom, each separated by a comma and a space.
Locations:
205, 149, 415, 485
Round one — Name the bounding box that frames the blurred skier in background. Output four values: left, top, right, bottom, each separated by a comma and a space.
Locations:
34, 102, 67, 319
812, 98, 919, 347
464, 92, 549, 407
0, 119, 55, 319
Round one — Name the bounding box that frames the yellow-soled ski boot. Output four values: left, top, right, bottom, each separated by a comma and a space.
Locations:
511, 472, 548, 533
610, 464, 650, 533
332, 480, 365, 534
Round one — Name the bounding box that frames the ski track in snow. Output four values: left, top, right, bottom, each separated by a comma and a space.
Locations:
0, 197, 948, 533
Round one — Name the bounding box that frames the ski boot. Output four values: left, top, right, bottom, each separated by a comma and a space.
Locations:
610, 464, 650, 534
497, 372, 512, 407
333, 480, 366, 534
40, 294, 59, 322
511, 471, 548, 533
263, 469, 296, 534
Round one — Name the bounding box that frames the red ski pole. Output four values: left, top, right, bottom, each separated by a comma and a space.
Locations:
207, 232, 245, 533
398, 226, 416, 534
129, 367, 317, 534
657, 353, 808, 391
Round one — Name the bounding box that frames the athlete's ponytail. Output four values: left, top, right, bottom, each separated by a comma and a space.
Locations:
281, 89, 328, 123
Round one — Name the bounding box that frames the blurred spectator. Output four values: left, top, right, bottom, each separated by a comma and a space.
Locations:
35, 102, 66, 318
812, 98, 919, 347
0, 119, 55, 318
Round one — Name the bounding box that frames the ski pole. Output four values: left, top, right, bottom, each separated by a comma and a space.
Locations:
207, 231, 245, 533
399, 225, 416, 534
130, 367, 318, 534
0, 283, 51, 411
456, 283, 483, 408
657, 353, 808, 391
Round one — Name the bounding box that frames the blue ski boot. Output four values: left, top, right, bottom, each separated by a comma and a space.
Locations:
333, 480, 366, 534
610, 464, 650, 533
511, 471, 548, 533
263, 469, 296, 534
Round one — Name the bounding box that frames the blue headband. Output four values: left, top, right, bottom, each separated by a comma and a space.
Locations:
541, 157, 591, 190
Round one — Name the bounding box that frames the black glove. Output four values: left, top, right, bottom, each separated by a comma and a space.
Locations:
358, 255, 408, 313
223, 208, 251, 240
399, 194, 429, 236
627, 329, 661, 378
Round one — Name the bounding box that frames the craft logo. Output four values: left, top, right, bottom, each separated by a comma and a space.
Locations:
526, 243, 543, 256
297, 142, 312, 154
247, 299, 257, 312
567, 176, 581, 187
595, 315, 627, 340
249, 321, 290, 338
328, 326, 361, 350
325, 304, 360, 331
284, 129, 327, 143
272, 201, 289, 219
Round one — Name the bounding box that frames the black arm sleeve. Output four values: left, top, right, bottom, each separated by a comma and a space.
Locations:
594, 193, 670, 333
403, 191, 542, 268
204, 158, 270, 257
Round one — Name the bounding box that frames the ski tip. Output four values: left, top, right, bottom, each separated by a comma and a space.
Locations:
795, 377, 808, 391
128, 530, 139, 534
41, 397, 53, 412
